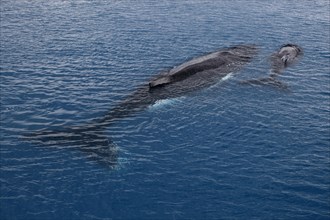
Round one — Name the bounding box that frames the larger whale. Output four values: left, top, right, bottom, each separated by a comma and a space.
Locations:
26, 45, 258, 167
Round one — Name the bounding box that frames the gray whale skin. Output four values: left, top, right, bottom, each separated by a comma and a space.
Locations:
148, 45, 257, 88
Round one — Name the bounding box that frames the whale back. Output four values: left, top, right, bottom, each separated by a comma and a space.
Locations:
149, 45, 258, 88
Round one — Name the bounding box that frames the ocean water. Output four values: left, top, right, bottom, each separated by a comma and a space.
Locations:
1, 0, 329, 219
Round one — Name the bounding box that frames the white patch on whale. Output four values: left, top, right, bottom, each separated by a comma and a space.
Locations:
206, 72, 234, 91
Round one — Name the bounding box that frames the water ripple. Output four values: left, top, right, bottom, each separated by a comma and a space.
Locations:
1, 0, 330, 219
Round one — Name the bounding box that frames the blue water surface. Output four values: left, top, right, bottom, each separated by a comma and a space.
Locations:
1, 0, 330, 219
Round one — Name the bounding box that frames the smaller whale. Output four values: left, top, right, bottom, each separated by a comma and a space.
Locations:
240, 44, 303, 89
270, 44, 303, 75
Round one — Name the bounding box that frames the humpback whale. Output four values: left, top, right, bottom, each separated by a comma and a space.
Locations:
240, 44, 303, 89
25, 45, 258, 167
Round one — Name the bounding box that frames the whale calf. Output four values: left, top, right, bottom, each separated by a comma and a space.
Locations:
271, 44, 303, 75
240, 44, 303, 89
25, 45, 258, 167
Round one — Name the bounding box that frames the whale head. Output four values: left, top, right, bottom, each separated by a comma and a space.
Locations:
278, 44, 303, 66
271, 44, 303, 74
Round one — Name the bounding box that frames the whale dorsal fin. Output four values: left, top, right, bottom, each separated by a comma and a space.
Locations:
149, 76, 172, 88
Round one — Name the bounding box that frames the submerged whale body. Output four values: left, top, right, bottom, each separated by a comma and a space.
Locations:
26, 45, 259, 167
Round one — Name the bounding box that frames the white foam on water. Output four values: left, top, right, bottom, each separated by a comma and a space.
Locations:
115, 156, 131, 171
221, 72, 234, 81
149, 97, 184, 110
